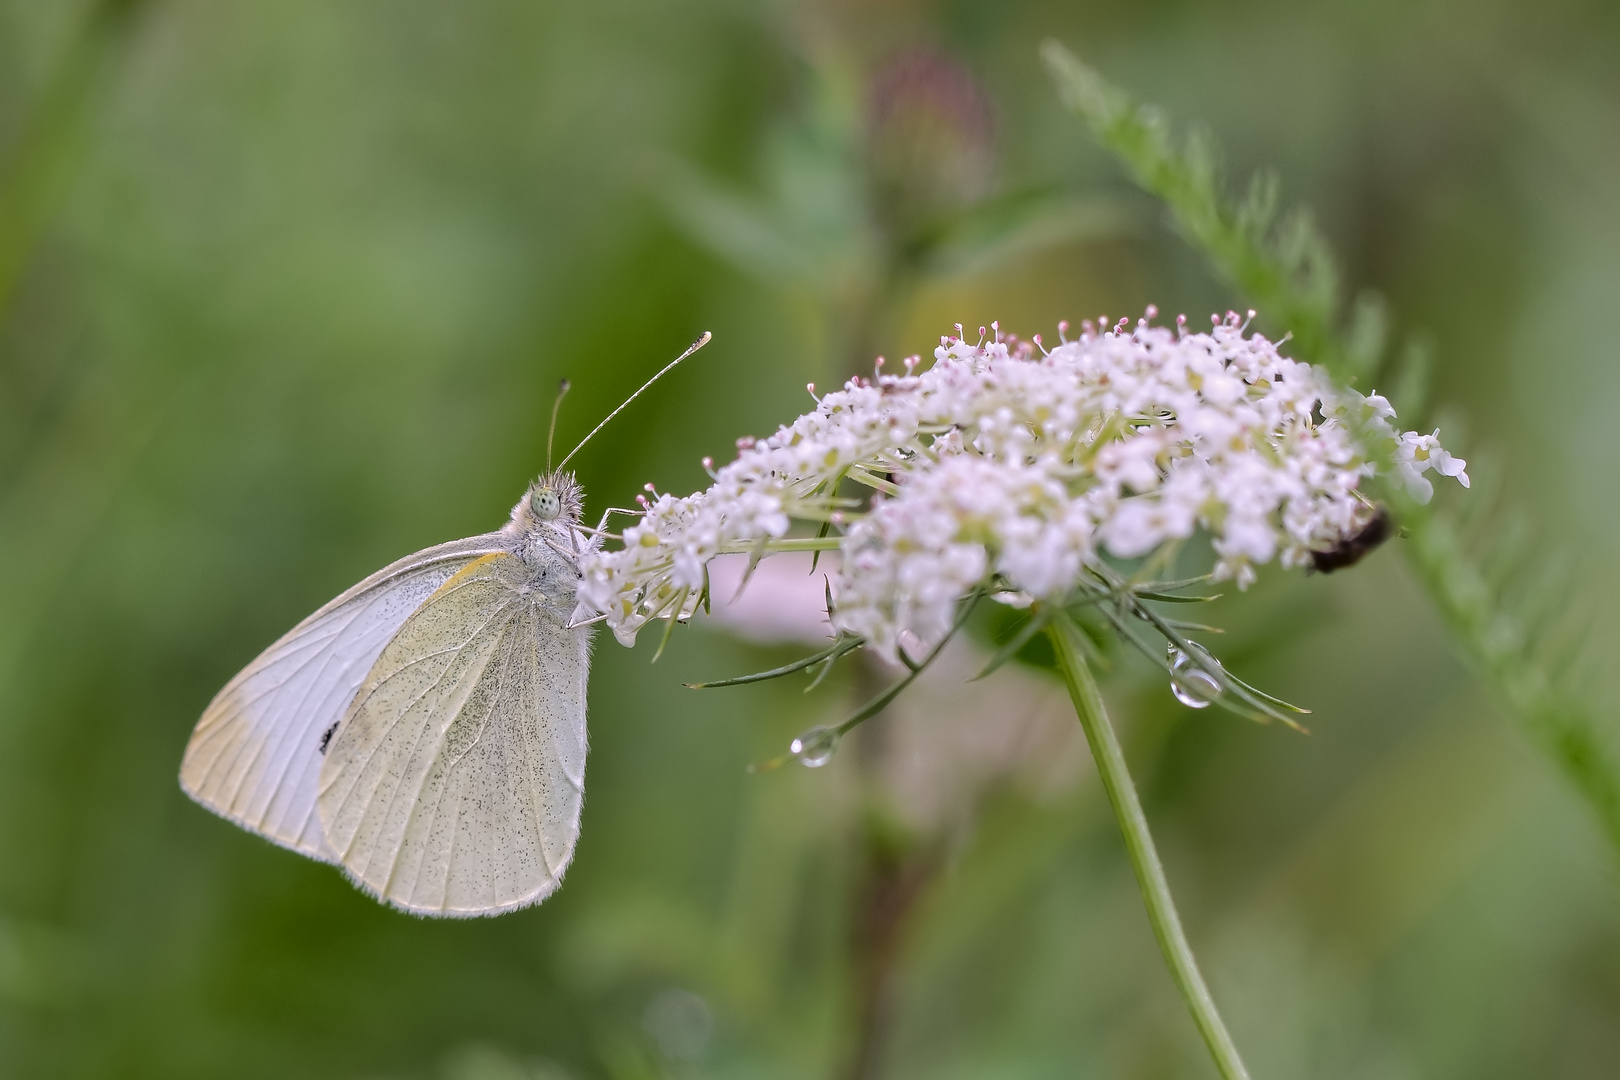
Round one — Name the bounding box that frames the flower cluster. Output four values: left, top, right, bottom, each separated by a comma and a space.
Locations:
578, 310, 1468, 659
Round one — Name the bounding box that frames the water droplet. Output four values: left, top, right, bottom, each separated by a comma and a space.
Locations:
1168, 645, 1222, 709
790, 726, 839, 767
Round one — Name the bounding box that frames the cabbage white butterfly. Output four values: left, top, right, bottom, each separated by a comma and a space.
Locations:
180, 334, 709, 917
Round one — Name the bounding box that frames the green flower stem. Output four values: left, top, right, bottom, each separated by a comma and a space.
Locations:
716, 536, 844, 554
1047, 615, 1251, 1080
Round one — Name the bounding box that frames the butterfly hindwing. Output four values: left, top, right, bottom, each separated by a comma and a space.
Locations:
178, 534, 507, 861
316, 549, 589, 917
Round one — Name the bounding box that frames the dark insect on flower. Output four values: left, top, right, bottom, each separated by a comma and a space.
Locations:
1310, 506, 1392, 573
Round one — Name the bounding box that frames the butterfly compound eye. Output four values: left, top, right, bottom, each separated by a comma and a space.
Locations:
530, 488, 563, 521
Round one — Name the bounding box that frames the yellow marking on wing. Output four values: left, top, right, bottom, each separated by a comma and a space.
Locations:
424, 552, 510, 604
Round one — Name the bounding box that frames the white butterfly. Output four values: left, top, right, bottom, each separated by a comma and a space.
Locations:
181, 472, 597, 916
179, 334, 708, 918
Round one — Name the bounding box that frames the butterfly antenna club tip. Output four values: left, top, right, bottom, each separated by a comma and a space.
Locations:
546, 379, 572, 472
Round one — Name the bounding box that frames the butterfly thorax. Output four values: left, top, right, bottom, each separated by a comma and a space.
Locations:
504, 470, 591, 595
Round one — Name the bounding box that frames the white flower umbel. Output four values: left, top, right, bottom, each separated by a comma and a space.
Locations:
579, 310, 1467, 662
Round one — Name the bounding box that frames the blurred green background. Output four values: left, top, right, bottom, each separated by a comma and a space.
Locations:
2, 1, 1618, 1077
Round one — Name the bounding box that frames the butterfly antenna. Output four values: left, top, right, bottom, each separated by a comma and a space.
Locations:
546, 379, 571, 471
556, 331, 712, 471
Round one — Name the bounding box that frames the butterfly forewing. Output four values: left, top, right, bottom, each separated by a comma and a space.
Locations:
179, 534, 508, 860
316, 549, 589, 917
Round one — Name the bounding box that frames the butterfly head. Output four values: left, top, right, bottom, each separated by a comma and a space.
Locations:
512, 470, 583, 532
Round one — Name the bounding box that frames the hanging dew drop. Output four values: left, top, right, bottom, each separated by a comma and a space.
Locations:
790, 726, 839, 768
1167, 645, 1222, 709
1170, 670, 1220, 709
